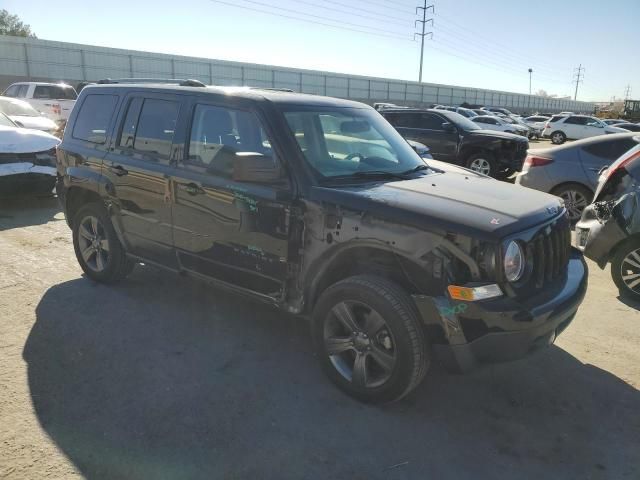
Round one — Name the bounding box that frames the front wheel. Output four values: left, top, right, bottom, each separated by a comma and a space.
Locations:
312, 275, 429, 403
466, 153, 497, 177
551, 184, 592, 222
551, 131, 566, 144
72, 203, 135, 283
611, 239, 640, 302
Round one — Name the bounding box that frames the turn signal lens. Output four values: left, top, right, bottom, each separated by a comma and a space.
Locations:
448, 284, 503, 301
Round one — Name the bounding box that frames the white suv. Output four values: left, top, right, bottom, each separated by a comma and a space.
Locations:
543, 114, 627, 144
2, 82, 77, 126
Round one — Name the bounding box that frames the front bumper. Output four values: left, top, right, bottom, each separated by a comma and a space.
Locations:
412, 250, 588, 372
575, 206, 628, 268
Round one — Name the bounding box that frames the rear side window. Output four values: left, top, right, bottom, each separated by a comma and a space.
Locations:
3, 85, 19, 97
72, 94, 119, 144
565, 116, 588, 125
34, 85, 77, 100
131, 99, 180, 158
16, 85, 28, 98
549, 115, 566, 123
582, 138, 640, 161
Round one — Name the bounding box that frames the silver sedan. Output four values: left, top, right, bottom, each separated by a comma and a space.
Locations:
515, 133, 640, 221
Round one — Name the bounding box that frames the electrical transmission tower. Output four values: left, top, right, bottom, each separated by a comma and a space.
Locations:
573, 64, 584, 101
624, 84, 632, 100
415, 1, 434, 83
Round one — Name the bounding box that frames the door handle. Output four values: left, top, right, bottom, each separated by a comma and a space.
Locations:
183, 182, 205, 196
108, 165, 128, 176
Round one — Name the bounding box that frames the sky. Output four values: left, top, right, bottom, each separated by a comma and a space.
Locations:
4, 0, 638, 101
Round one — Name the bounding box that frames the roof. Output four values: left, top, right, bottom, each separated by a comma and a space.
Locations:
10, 81, 74, 87
81, 83, 370, 109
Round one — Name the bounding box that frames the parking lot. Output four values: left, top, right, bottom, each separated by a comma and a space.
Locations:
0, 196, 638, 480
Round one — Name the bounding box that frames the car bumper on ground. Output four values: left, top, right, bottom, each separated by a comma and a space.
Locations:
412, 250, 588, 372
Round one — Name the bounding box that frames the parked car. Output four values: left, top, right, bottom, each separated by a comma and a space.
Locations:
0, 97, 59, 134
2, 82, 77, 126
433, 105, 457, 112
576, 141, 640, 300
524, 115, 551, 130
516, 133, 640, 221
482, 107, 514, 116
602, 119, 627, 126
614, 123, 640, 132
510, 116, 541, 139
381, 108, 529, 178
543, 114, 628, 144
56, 82, 587, 403
455, 107, 478, 118
0, 112, 59, 196
473, 108, 491, 117
472, 115, 529, 137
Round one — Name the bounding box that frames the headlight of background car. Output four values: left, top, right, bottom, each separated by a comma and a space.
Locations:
504, 241, 525, 282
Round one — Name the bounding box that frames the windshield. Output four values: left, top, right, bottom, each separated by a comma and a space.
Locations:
436, 110, 481, 130
0, 113, 16, 127
283, 107, 427, 180
0, 98, 40, 117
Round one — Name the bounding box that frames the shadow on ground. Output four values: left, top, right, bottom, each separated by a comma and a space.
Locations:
0, 196, 63, 231
24, 267, 639, 480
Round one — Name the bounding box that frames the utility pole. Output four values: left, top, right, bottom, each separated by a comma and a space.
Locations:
415, 1, 434, 83
624, 84, 632, 100
528, 68, 533, 95
573, 64, 584, 101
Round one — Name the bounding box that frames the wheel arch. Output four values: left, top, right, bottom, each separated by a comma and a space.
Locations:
550, 181, 594, 198
65, 187, 104, 227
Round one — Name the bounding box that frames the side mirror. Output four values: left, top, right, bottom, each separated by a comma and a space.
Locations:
232, 152, 281, 183
442, 122, 456, 133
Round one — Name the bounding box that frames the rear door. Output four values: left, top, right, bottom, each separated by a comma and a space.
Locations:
579, 137, 640, 188
170, 98, 293, 300
103, 92, 182, 267
562, 116, 588, 139
385, 111, 457, 161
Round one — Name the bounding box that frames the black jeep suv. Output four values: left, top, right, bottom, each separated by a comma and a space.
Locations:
57, 82, 587, 403
381, 108, 529, 179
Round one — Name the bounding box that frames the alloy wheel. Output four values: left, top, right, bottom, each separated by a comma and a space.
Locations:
621, 248, 640, 294
77, 215, 110, 272
560, 190, 588, 221
469, 158, 492, 176
323, 300, 397, 389
552, 133, 564, 144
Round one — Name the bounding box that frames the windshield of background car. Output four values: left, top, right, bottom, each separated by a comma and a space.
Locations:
436, 110, 481, 131
283, 107, 426, 179
0, 98, 40, 117
0, 113, 16, 127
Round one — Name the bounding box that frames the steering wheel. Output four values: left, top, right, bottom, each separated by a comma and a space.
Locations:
343, 152, 364, 162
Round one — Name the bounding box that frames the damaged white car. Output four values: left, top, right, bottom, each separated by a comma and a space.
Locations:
0, 113, 60, 197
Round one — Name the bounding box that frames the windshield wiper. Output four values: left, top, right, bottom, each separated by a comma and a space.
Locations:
323, 170, 410, 183
401, 164, 430, 175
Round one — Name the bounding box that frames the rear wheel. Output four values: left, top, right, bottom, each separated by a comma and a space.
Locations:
72, 203, 134, 283
551, 184, 592, 222
312, 275, 428, 403
466, 152, 497, 177
611, 239, 640, 302
551, 131, 566, 144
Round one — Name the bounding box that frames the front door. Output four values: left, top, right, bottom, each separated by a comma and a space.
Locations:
390, 112, 458, 161
103, 93, 182, 267
171, 100, 292, 300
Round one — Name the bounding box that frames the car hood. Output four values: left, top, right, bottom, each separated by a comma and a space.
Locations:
8, 115, 57, 131
466, 129, 528, 141
0, 126, 60, 154
313, 165, 564, 241
605, 126, 629, 134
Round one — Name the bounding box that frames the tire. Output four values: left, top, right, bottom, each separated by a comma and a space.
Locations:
496, 168, 516, 181
611, 238, 640, 302
72, 203, 134, 283
312, 275, 429, 403
551, 184, 592, 222
465, 152, 497, 177
551, 131, 566, 144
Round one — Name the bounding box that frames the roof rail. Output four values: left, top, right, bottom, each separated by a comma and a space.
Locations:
97, 78, 206, 87
249, 87, 294, 93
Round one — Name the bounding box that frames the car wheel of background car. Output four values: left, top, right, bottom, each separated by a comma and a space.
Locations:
551, 184, 592, 222
611, 238, 640, 302
551, 131, 567, 144
312, 275, 428, 403
466, 153, 496, 177
72, 203, 135, 283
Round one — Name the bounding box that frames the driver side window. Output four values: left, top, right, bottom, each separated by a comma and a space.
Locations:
185, 104, 277, 178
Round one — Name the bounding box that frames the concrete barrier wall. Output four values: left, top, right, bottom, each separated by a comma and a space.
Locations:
0, 35, 595, 114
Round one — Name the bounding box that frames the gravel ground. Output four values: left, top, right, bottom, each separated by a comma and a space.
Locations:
1, 196, 639, 480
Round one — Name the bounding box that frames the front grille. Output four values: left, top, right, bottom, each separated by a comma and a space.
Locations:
529, 220, 571, 288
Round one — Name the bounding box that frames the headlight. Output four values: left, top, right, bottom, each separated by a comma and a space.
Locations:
504, 241, 525, 282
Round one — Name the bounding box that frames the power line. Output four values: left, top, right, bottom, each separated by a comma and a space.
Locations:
207, 0, 413, 40
415, 1, 434, 82
293, 0, 411, 27
322, 0, 415, 23
573, 64, 585, 100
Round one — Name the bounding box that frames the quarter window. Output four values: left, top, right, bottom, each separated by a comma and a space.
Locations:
3, 85, 19, 97
186, 104, 276, 177
72, 94, 119, 144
